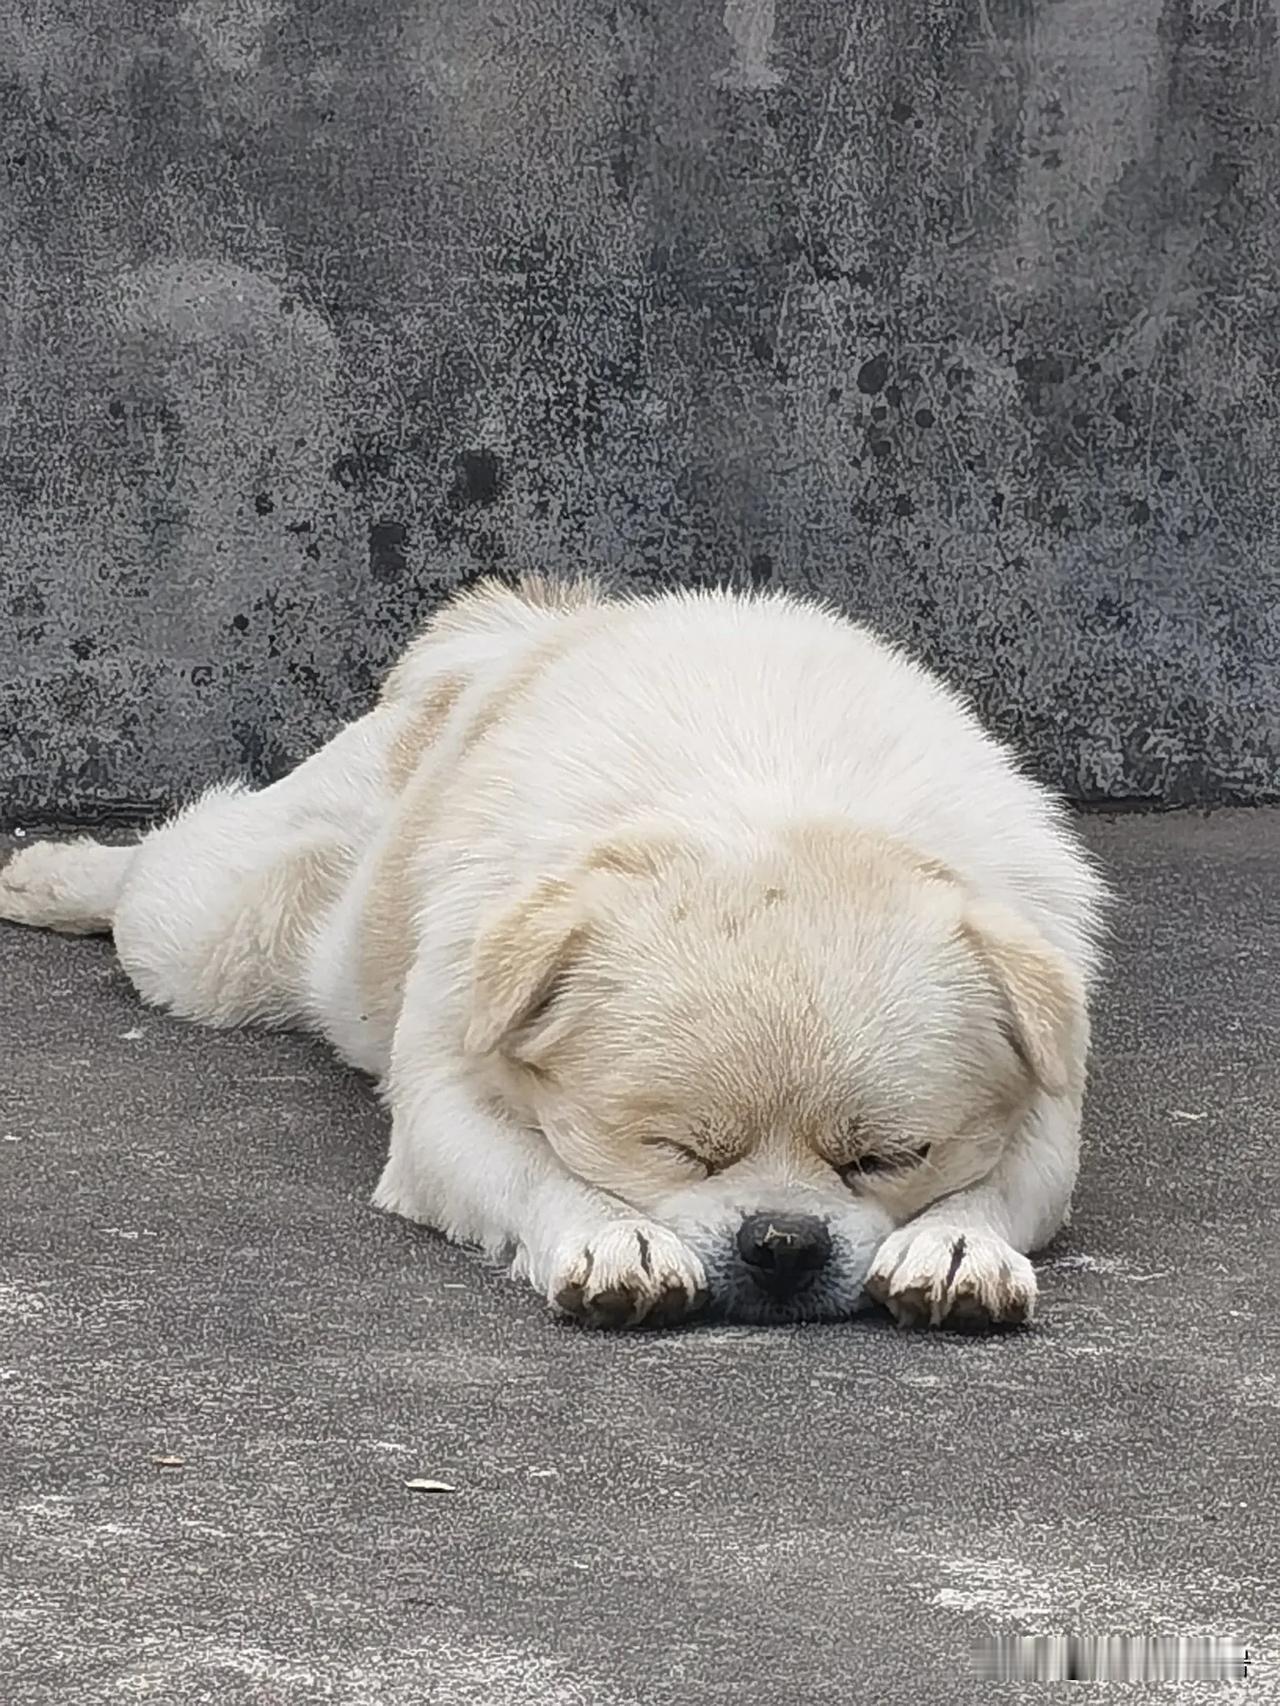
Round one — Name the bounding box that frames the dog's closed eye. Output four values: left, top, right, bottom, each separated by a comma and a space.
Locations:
838, 1143, 932, 1184
644, 1139, 715, 1176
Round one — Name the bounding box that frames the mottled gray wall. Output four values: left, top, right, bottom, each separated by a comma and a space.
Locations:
2, 0, 1278, 822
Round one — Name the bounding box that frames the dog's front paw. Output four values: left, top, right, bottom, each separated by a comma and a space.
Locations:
865, 1225, 1036, 1328
548, 1222, 708, 1329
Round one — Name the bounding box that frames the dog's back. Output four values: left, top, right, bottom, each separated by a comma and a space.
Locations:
397, 583, 1103, 985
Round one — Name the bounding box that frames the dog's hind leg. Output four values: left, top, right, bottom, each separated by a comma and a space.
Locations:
0, 837, 137, 935
3, 705, 402, 1035
109, 780, 365, 1031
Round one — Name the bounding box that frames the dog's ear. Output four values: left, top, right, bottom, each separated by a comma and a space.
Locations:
464, 828, 690, 1061
464, 876, 585, 1059
961, 900, 1086, 1097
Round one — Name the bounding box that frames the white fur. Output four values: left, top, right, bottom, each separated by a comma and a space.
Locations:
0, 582, 1105, 1329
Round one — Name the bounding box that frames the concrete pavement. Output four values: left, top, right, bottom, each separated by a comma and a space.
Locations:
2, 811, 1277, 1702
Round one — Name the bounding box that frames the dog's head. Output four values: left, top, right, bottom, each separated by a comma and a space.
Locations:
464, 824, 1085, 1323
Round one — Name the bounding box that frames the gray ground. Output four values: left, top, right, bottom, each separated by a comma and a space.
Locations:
2, 811, 1277, 1704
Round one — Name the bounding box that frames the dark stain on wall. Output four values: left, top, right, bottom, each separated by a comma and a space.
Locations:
1, 0, 1278, 823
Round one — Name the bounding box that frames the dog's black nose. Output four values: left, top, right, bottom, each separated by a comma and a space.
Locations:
736, 1213, 832, 1296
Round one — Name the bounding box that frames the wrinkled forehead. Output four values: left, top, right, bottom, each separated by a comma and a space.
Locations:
599, 1066, 836, 1145
608, 864, 964, 1003
575, 867, 988, 1086
593, 1001, 978, 1148
608, 915, 969, 1046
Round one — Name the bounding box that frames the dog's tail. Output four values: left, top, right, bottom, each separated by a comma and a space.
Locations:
0, 837, 136, 936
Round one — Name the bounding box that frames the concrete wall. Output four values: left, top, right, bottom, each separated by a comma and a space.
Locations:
2, 0, 1278, 823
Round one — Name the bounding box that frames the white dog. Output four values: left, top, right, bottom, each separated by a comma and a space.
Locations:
0, 577, 1105, 1328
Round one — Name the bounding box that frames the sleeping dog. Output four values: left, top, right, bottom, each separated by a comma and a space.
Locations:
0, 576, 1104, 1327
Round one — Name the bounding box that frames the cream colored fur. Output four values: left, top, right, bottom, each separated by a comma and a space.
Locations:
0, 577, 1105, 1328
